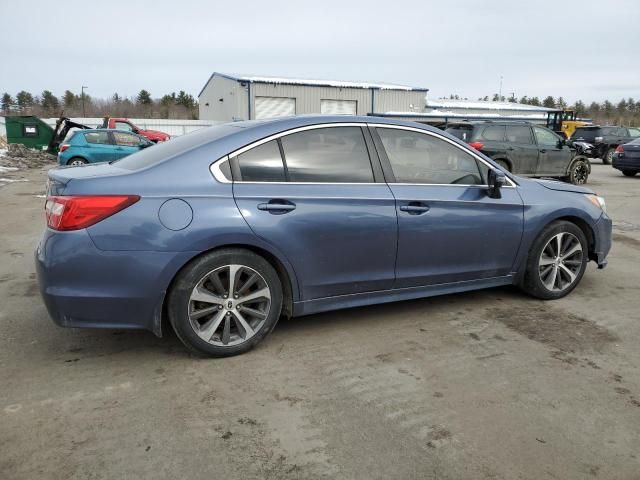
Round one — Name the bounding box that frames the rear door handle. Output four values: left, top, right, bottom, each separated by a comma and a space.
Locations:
257, 201, 296, 213
400, 203, 430, 215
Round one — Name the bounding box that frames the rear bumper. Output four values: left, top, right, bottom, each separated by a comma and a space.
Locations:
593, 213, 612, 269
612, 156, 640, 172
35, 228, 195, 335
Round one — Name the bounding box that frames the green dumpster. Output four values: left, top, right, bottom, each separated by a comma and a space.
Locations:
3, 115, 54, 150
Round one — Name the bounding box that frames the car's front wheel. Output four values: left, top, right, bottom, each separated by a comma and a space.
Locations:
567, 158, 589, 185
622, 170, 637, 177
521, 221, 588, 300
168, 249, 283, 357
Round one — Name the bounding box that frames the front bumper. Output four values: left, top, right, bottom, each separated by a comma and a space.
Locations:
35, 228, 195, 335
593, 213, 612, 269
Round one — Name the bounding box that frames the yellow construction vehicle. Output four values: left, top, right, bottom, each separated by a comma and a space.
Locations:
546, 110, 591, 139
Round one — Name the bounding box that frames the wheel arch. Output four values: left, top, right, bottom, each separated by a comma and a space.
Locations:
67, 156, 88, 165
492, 156, 512, 171
566, 155, 591, 175
157, 243, 298, 337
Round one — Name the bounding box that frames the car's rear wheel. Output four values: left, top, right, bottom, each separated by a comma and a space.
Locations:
521, 221, 588, 300
603, 147, 615, 165
567, 159, 589, 184
168, 249, 282, 357
495, 159, 511, 172
67, 157, 87, 166
622, 170, 637, 177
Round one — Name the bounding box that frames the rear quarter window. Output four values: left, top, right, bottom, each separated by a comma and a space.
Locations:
444, 126, 474, 142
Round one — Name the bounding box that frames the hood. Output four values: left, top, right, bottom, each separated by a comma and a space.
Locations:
534, 178, 594, 194
140, 129, 169, 138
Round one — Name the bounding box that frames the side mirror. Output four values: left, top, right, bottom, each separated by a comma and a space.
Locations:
557, 138, 566, 148
487, 169, 506, 199
139, 142, 152, 149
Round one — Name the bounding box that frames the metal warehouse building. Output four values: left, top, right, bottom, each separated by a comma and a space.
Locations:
198, 73, 429, 122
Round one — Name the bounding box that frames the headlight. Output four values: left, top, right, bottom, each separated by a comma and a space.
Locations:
586, 194, 606, 212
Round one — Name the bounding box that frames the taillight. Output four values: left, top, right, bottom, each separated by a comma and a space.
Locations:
45, 195, 140, 231
469, 142, 484, 150
59, 144, 70, 153
615, 145, 624, 153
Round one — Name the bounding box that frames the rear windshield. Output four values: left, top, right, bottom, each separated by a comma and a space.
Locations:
444, 125, 474, 142
114, 124, 240, 170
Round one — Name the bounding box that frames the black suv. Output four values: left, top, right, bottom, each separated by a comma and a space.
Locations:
445, 121, 590, 184
570, 125, 640, 164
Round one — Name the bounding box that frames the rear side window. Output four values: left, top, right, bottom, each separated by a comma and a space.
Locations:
377, 128, 485, 185
236, 140, 286, 182
84, 131, 110, 145
445, 126, 474, 142
280, 127, 374, 183
505, 126, 533, 144
479, 125, 505, 142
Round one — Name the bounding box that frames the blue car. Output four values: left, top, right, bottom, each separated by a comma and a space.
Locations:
57, 129, 153, 166
36, 116, 612, 357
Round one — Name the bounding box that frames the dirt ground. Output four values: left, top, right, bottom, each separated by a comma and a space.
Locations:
1, 163, 639, 480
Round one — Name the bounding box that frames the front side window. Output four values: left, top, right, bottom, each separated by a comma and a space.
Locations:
115, 121, 133, 132
480, 125, 506, 142
84, 131, 110, 145
280, 127, 374, 183
236, 140, 286, 182
506, 125, 534, 144
533, 126, 560, 146
113, 132, 143, 146
377, 128, 485, 185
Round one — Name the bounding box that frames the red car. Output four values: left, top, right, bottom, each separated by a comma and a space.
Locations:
100, 117, 170, 143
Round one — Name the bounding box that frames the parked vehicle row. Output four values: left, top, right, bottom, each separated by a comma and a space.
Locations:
445, 121, 590, 184
570, 125, 640, 164
37, 116, 612, 357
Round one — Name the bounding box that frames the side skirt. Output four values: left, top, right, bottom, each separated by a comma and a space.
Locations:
292, 275, 515, 317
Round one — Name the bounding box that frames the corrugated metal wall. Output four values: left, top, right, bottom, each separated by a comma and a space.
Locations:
374, 90, 427, 114
199, 75, 248, 121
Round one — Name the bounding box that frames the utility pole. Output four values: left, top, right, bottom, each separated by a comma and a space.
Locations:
498, 76, 503, 100
81, 86, 88, 118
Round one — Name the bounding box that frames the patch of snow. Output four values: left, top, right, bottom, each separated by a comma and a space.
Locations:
0, 166, 19, 173
35, 194, 47, 198
384, 109, 548, 120
425, 99, 556, 112
0, 148, 7, 157
229, 74, 424, 91
0, 178, 28, 183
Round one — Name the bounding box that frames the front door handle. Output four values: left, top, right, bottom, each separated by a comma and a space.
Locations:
400, 203, 430, 215
257, 201, 296, 213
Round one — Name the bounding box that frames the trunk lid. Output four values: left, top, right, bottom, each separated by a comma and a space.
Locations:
46, 162, 130, 195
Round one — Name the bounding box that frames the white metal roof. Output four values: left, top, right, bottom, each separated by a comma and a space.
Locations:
425, 98, 556, 112
199, 72, 429, 96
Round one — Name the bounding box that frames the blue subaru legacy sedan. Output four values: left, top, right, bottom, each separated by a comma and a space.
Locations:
36, 116, 612, 357
58, 129, 153, 166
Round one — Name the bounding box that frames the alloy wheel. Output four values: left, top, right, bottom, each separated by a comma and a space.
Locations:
538, 232, 583, 292
188, 264, 271, 347
70, 159, 86, 166
573, 162, 589, 184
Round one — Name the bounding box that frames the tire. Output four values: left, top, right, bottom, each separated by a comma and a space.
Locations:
567, 158, 589, 185
520, 221, 588, 300
622, 170, 637, 177
67, 157, 88, 166
168, 248, 283, 357
603, 147, 615, 165
495, 159, 511, 172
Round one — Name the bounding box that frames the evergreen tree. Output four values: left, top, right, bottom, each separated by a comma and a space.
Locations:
529, 97, 541, 106
519, 96, 529, 105
1, 92, 14, 112
63, 90, 77, 109
542, 96, 555, 108
41, 90, 60, 114
16, 90, 35, 109
556, 96, 567, 109
113, 93, 122, 104
136, 89, 152, 105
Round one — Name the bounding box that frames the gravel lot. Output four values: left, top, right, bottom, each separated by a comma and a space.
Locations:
1, 163, 639, 479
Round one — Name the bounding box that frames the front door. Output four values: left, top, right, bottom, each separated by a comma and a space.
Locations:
111, 132, 143, 160
372, 126, 524, 288
533, 126, 571, 176
232, 125, 397, 300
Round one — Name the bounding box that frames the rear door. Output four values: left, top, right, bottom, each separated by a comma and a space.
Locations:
504, 125, 539, 174
372, 125, 523, 287
83, 131, 115, 163
533, 126, 571, 176
232, 124, 397, 300
111, 132, 144, 160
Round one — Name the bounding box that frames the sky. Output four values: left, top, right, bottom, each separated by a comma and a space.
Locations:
1, 0, 638, 104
